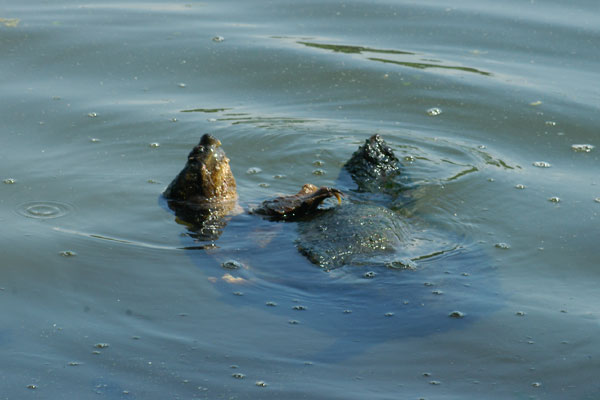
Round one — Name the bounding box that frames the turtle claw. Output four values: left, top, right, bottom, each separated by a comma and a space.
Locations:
254, 184, 343, 220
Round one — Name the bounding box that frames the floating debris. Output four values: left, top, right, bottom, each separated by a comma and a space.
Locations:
246, 167, 262, 175
448, 310, 465, 318
212, 36, 225, 42
532, 161, 551, 168
494, 242, 510, 250
426, 107, 442, 116
571, 144, 594, 153
221, 260, 243, 270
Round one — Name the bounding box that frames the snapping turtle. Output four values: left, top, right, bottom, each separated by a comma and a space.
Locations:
163, 133, 500, 361
164, 133, 412, 269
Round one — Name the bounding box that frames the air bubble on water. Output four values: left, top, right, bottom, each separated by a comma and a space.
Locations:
363, 271, 376, 278
90, 138, 100, 143
532, 161, 551, 168
529, 100, 542, 106
293, 305, 307, 311
258, 183, 270, 188
3, 178, 15, 184
432, 290, 443, 295
274, 174, 286, 179
94, 343, 110, 349
426, 107, 442, 116
548, 196, 560, 203
68, 361, 81, 366
255, 381, 267, 387
343, 309, 352, 314
178, 83, 186, 88
246, 167, 262, 174
232, 373, 245, 379
429, 380, 442, 385
312, 169, 325, 176
571, 144, 594, 153
60, 250, 77, 257
531, 382, 541, 388
495, 242, 510, 249
515, 311, 526, 316
265, 301, 277, 307
233, 291, 244, 296
384, 312, 394, 317
595, 198, 600, 203
545, 121, 556, 126
27, 384, 37, 390
404, 155, 415, 162
149, 142, 160, 148
212, 36, 225, 42
515, 184, 525, 189
313, 160, 324, 167
88, 112, 97, 118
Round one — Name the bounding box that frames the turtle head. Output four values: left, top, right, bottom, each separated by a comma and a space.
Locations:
163, 133, 237, 205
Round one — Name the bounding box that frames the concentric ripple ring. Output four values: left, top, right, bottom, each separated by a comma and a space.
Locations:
16, 201, 74, 219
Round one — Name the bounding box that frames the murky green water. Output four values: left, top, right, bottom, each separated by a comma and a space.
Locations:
1, 1, 599, 399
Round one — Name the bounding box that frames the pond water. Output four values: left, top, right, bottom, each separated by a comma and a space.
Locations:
1, 0, 599, 398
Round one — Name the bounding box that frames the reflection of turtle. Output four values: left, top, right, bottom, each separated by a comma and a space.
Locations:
164, 133, 412, 269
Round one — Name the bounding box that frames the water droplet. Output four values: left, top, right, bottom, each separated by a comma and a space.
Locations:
363, 271, 377, 279
16, 201, 74, 219
3, 178, 16, 184
232, 373, 245, 379
548, 196, 560, 203
87, 112, 97, 118
448, 310, 465, 318
532, 161, 551, 168
59, 250, 77, 257
515, 184, 526, 189
212, 36, 225, 42
246, 167, 262, 174
221, 260, 243, 270
495, 242, 510, 249
312, 169, 325, 176
571, 144, 594, 153
149, 142, 160, 148
426, 107, 442, 116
